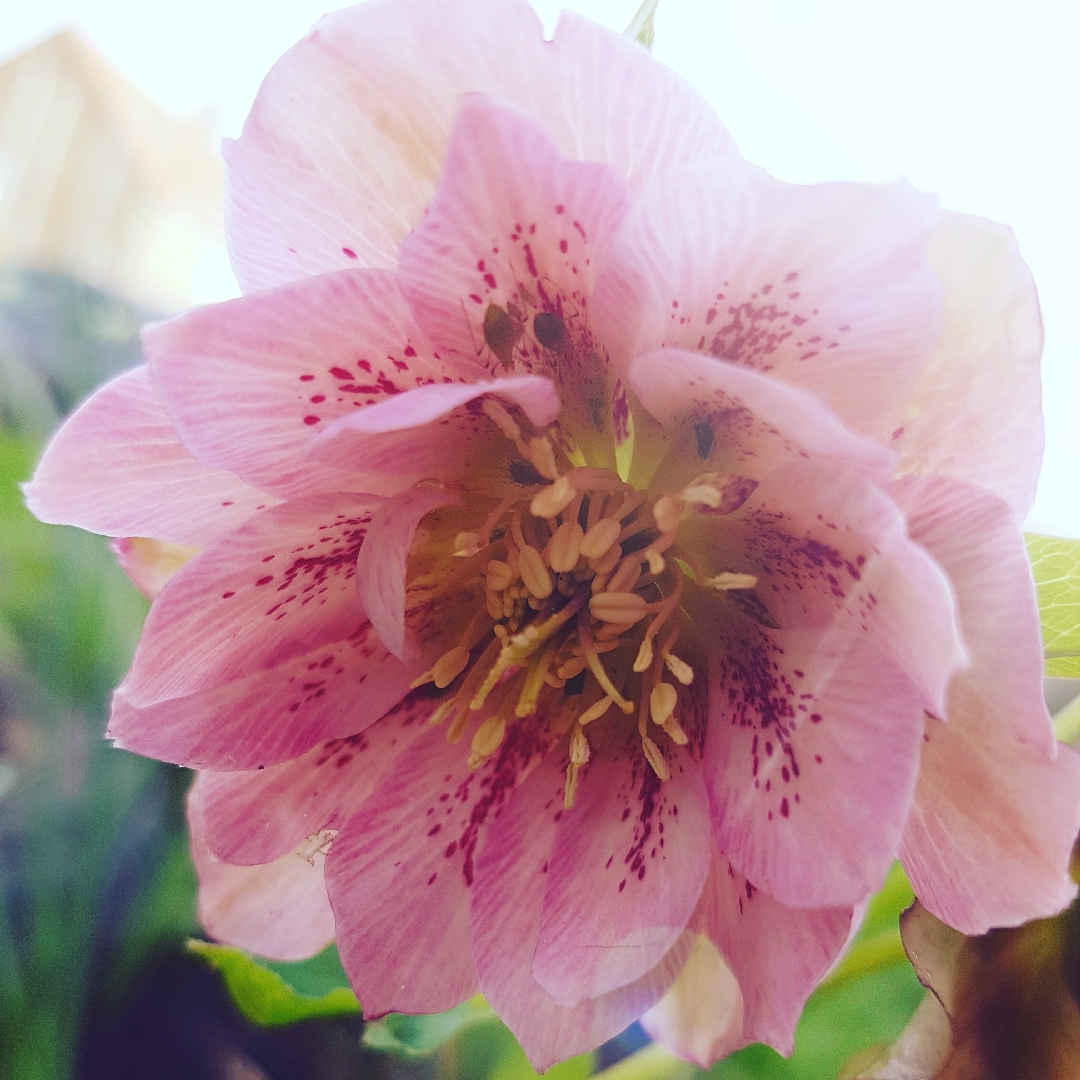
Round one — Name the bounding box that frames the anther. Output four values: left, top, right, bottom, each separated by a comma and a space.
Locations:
652, 495, 682, 534
527, 436, 560, 482
662, 714, 689, 746
433, 646, 470, 689
578, 696, 613, 726
644, 549, 665, 575
641, 735, 670, 781
589, 542, 622, 577
482, 398, 522, 441
468, 715, 506, 769
707, 572, 759, 591
531, 475, 575, 519
589, 591, 648, 624
606, 556, 641, 595
569, 725, 591, 766
664, 652, 695, 685
580, 517, 621, 560
486, 560, 515, 592
632, 638, 653, 673
650, 682, 678, 727
549, 521, 584, 572
454, 531, 481, 556
682, 484, 723, 508
519, 545, 553, 599
564, 762, 581, 809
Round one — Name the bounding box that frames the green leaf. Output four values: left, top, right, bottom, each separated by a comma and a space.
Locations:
362, 996, 494, 1059
262, 942, 352, 998
1025, 532, 1080, 677
187, 941, 360, 1026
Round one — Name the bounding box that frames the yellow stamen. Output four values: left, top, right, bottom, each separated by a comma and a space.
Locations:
527, 436, 560, 482
531, 475, 575, 518
482, 397, 521, 441
549, 521, 585, 572
454, 531, 481, 556
662, 714, 689, 745
650, 682, 678, 726
433, 645, 471, 689
410, 669, 435, 689
589, 542, 623, 576
606, 555, 641, 595
519, 545, 553, 599
682, 484, 722, 508
641, 735, 670, 781
664, 652, 695, 685
515, 637, 561, 717
579, 517, 621, 560
564, 762, 581, 809
707, 572, 759, 591
468, 715, 507, 770
589, 591, 648, 624
569, 725, 591, 766
581, 645, 634, 714
652, 495, 682, 534
578, 696, 614, 726
486, 559, 515, 591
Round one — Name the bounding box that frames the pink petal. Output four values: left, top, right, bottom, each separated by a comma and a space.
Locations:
189, 777, 334, 961
354, 484, 460, 660
895, 476, 1080, 933
704, 624, 925, 908
225, 0, 733, 293
117, 493, 381, 708
145, 270, 450, 501
532, 732, 711, 1006
111, 537, 197, 600
110, 621, 419, 770
639, 935, 745, 1068
326, 719, 552, 1017
397, 96, 630, 403
593, 157, 941, 426
198, 689, 437, 864
471, 755, 694, 1072
309, 375, 560, 480
629, 348, 896, 485
23, 367, 276, 545
902, 719, 1080, 936
693, 845, 855, 1054
870, 213, 1044, 519
895, 476, 1054, 754
697, 461, 966, 718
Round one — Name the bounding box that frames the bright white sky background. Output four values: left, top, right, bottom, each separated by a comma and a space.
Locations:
2, 0, 1078, 536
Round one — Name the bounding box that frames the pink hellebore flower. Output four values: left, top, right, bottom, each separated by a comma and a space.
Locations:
25, 0, 1080, 1068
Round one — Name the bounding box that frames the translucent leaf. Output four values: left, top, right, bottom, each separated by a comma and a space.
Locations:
1025, 533, 1080, 677
187, 941, 360, 1026
362, 995, 494, 1058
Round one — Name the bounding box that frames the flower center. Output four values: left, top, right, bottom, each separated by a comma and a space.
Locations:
405, 399, 758, 809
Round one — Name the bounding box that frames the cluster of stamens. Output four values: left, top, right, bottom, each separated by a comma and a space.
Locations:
407, 398, 758, 809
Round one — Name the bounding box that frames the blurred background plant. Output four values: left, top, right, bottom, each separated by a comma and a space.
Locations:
1, 13, 1078, 1080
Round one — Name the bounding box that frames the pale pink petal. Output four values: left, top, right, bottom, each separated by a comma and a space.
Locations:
110, 622, 419, 770
355, 484, 460, 660
630, 349, 896, 485
895, 476, 1079, 932
871, 213, 1044, 518
692, 461, 966, 718
23, 367, 277, 545
189, 777, 334, 961
145, 270, 451, 501
111, 537, 198, 600
694, 845, 855, 1054
396, 97, 630, 443
704, 623, 925, 908
533, 731, 711, 1005
895, 476, 1055, 754
593, 158, 941, 426
902, 718, 1080, 936
640, 935, 745, 1068
198, 690, 436, 864
309, 375, 560, 480
326, 719, 553, 1017
225, 0, 733, 293
117, 493, 381, 708
471, 755, 694, 1072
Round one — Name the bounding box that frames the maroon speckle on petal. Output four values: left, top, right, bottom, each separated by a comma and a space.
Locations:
427, 872, 437, 885
255, 576, 273, 586
780, 798, 790, 817
342, 247, 358, 260
221, 591, 235, 599
303, 415, 321, 426
329, 366, 354, 380
810, 713, 822, 723
299, 374, 315, 382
